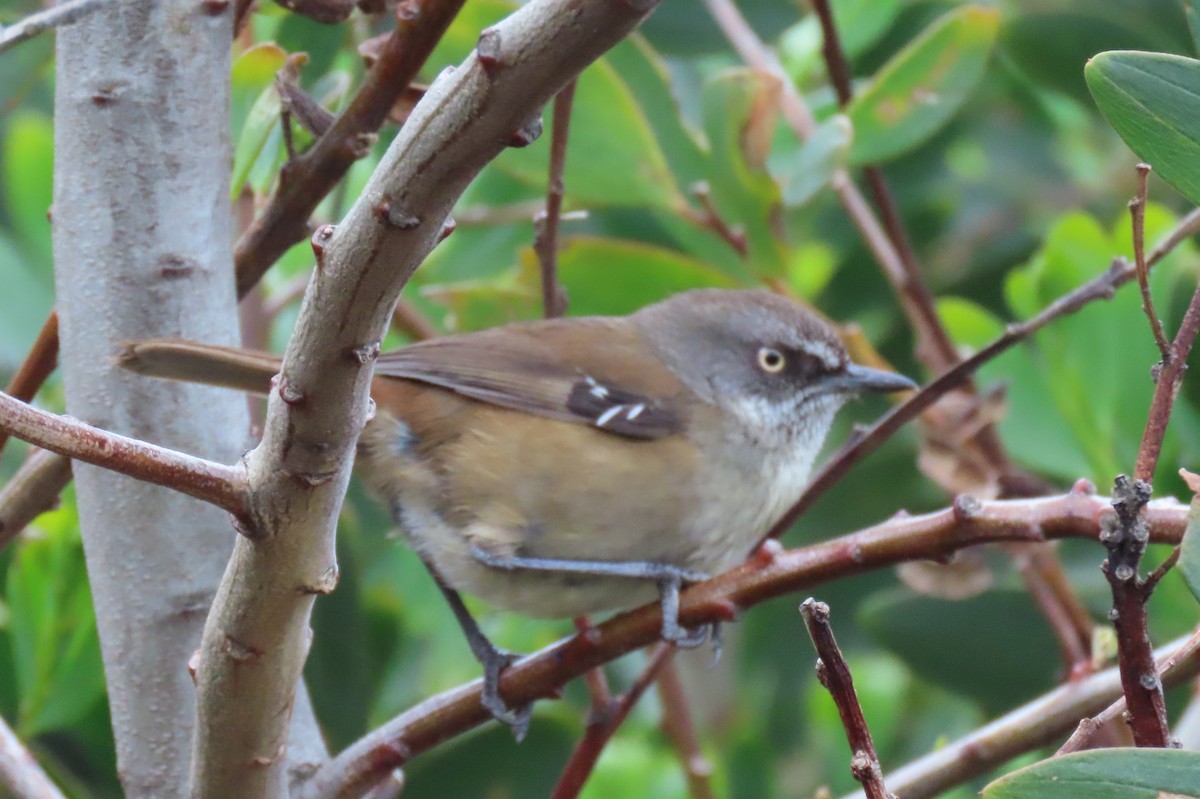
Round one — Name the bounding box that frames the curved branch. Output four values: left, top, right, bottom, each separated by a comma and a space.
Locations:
300, 489, 1187, 799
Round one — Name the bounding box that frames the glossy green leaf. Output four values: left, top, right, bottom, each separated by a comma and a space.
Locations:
1086, 51, 1200, 205
786, 241, 837, 299
775, 115, 851, 207
0, 233, 54, 369
779, 0, 903, 83
1180, 478, 1200, 604
983, 748, 1200, 798
937, 297, 1004, 350
496, 57, 681, 210
2, 110, 54, 266
1188, 0, 1200, 55
6, 508, 104, 737
518, 236, 736, 317
858, 587, 1060, 714
701, 69, 788, 278
847, 6, 999, 165
230, 43, 287, 200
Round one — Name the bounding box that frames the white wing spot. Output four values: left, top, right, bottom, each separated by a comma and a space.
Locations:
585, 376, 610, 399
595, 405, 624, 428
626, 403, 645, 420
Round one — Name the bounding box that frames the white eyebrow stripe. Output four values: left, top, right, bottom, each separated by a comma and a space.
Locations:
796, 340, 841, 369
625, 403, 645, 420
595, 405, 624, 428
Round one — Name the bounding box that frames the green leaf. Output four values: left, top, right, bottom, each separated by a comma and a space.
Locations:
230, 43, 288, 200
0, 233, 54, 369
701, 69, 788, 278
936, 297, 1004, 350
847, 5, 1000, 165
2, 110, 54, 267
983, 748, 1200, 798
518, 236, 736, 317
1180, 475, 1200, 604
495, 57, 681, 210
1188, 0, 1200, 55
1086, 50, 1200, 206
774, 114, 852, 207
779, 0, 903, 83
858, 587, 1060, 714
6, 509, 104, 737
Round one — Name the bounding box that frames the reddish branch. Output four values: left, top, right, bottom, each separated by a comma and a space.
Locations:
801, 599, 895, 799
656, 659, 717, 799
0, 311, 59, 456
549, 646, 674, 799
0, 390, 248, 517
297, 489, 1186, 799
534, 81, 576, 319
1130, 164, 1171, 359
1098, 199, 1200, 747
0, 448, 71, 550
234, 0, 466, 296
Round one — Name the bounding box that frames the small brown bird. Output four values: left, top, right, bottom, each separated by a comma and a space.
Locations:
121, 289, 914, 737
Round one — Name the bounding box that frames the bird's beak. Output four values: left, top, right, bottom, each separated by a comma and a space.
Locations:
818, 363, 918, 395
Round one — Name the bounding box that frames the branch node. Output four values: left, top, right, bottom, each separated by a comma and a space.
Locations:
374, 198, 422, 230
277, 377, 306, 407
476, 28, 503, 73
507, 114, 544, 148
952, 493, 982, 521
350, 340, 382, 364
299, 564, 340, 595
311, 224, 335, 260
200, 0, 230, 15
438, 215, 457, 242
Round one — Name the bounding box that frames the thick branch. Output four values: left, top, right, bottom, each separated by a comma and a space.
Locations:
190, 1, 662, 796
300, 490, 1186, 798
0, 391, 248, 517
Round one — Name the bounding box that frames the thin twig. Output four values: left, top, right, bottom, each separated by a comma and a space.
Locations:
533, 81, 576, 319
299, 489, 1188, 799
0, 0, 113, 54
573, 617, 615, 726
680, 182, 748, 258
234, 0, 466, 297
0, 390, 248, 517
273, 0, 355, 24
549, 646, 674, 799
0, 713, 66, 799
0, 449, 72, 551
0, 312, 59, 456
391, 298, 439, 341
656, 659, 716, 799
801, 599, 895, 799
1131, 163, 1171, 359
838, 626, 1200, 799
1058, 624, 1200, 755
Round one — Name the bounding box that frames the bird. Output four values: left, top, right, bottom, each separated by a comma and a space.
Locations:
119, 288, 915, 738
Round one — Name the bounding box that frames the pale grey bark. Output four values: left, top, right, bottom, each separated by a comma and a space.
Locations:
51, 2, 251, 796
0, 714, 66, 799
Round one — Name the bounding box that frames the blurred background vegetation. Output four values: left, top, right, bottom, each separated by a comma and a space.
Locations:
2, 0, 1200, 797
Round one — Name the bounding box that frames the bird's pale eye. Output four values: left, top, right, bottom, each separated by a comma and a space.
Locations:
756, 346, 786, 374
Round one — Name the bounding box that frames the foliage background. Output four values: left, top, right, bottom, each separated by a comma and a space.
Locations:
1, 0, 1199, 796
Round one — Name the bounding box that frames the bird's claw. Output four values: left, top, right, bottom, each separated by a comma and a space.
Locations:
481, 647, 532, 742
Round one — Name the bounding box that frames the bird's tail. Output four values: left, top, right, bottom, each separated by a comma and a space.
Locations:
117, 339, 282, 395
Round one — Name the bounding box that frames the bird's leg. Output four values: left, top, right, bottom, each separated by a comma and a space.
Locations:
430, 575, 532, 741
468, 546, 717, 649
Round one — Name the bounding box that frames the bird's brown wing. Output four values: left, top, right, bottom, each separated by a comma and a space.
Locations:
373, 318, 688, 440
